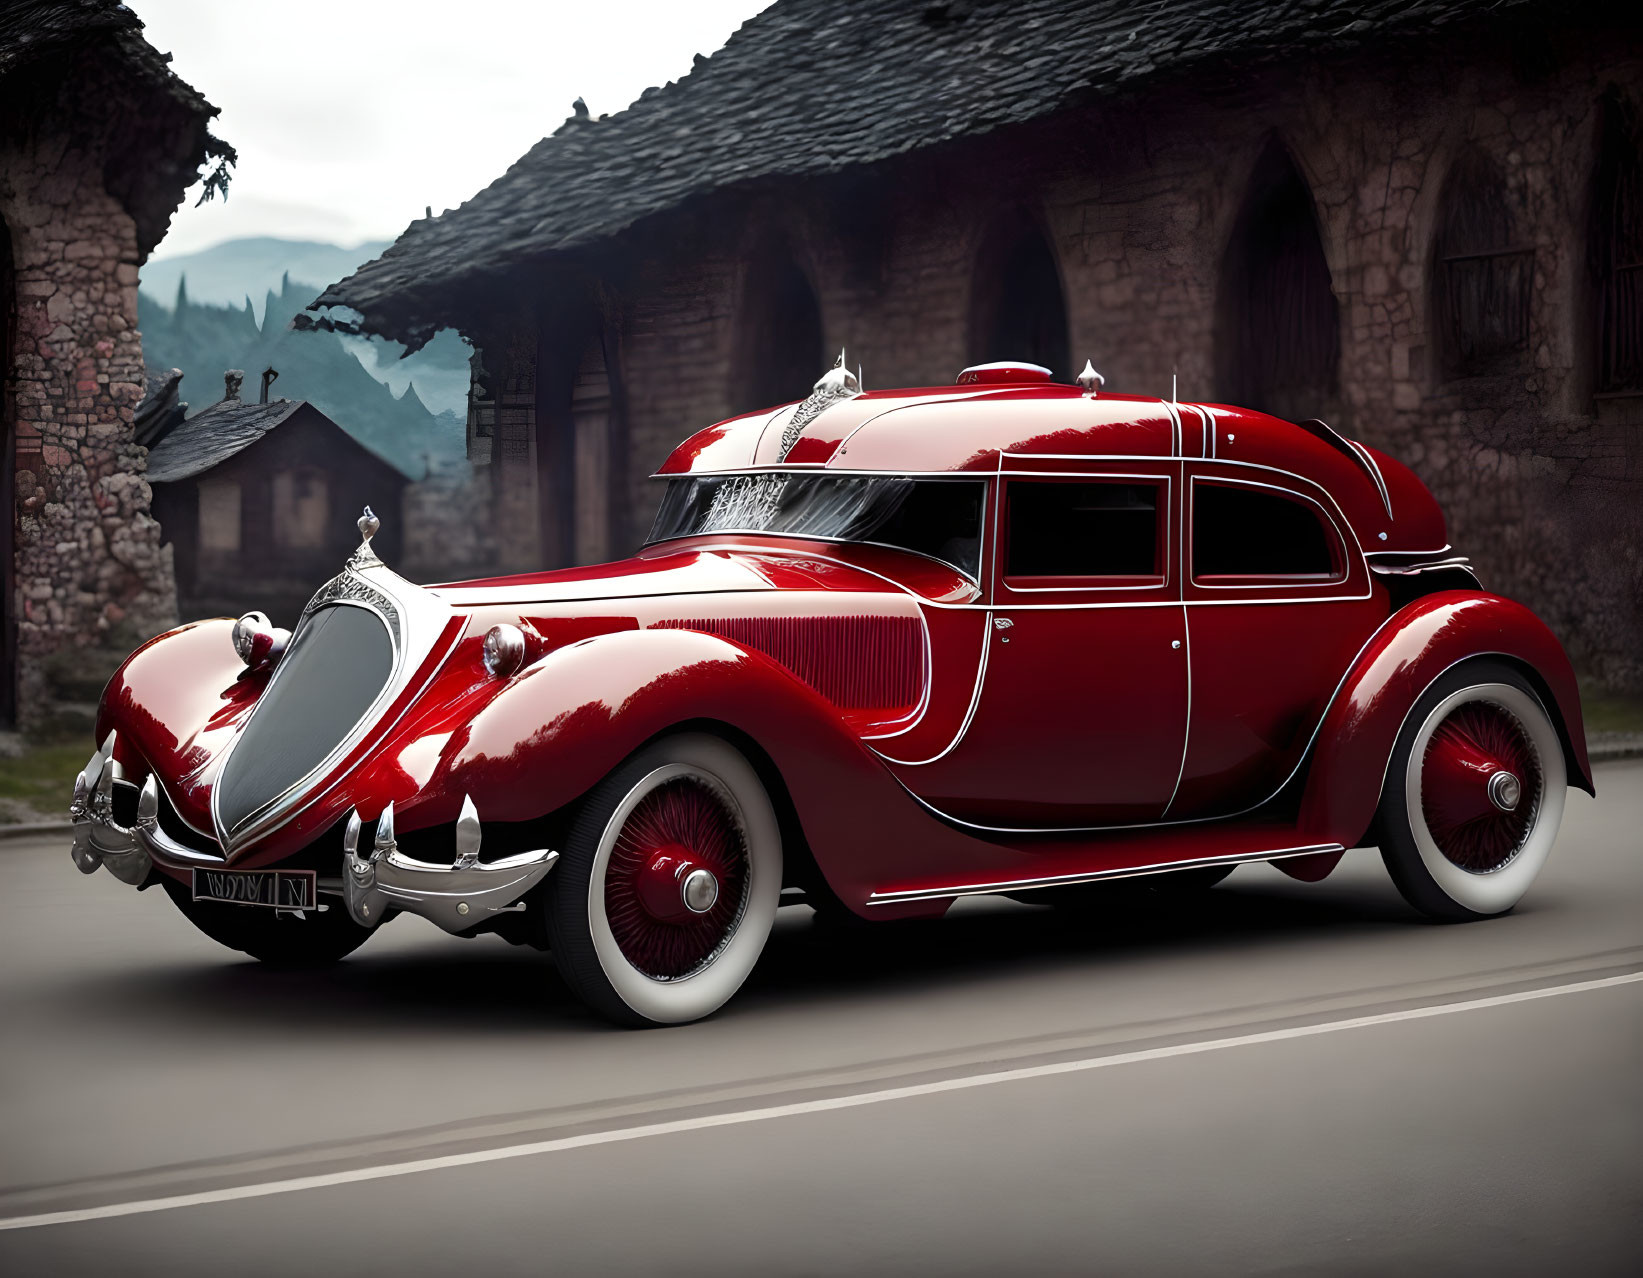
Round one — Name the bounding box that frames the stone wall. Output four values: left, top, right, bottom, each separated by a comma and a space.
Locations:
2, 129, 176, 723
473, 28, 1641, 693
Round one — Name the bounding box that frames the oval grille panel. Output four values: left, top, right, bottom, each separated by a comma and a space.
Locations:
215, 604, 394, 840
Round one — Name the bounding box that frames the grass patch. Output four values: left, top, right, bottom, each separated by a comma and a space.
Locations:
0, 743, 87, 823
1580, 687, 1643, 736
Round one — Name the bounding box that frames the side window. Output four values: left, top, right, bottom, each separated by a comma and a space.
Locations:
1192, 482, 1340, 581
1005, 481, 1163, 584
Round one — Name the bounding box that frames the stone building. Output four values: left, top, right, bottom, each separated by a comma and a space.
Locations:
143, 370, 413, 628
1, 0, 231, 727
310, 0, 1643, 692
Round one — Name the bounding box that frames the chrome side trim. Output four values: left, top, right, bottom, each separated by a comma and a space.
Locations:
864, 843, 1345, 904
1160, 602, 1192, 819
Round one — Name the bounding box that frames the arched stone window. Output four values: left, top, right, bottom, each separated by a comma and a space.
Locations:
1434, 146, 1532, 379
969, 213, 1069, 378
1216, 139, 1340, 421
1591, 93, 1643, 394
734, 245, 824, 415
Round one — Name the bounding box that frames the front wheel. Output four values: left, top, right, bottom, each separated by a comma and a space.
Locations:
1376, 661, 1566, 921
546, 734, 782, 1027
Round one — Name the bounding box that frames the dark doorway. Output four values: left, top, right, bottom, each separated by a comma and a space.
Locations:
1216, 139, 1340, 421
969, 214, 1069, 378
537, 318, 625, 568
734, 247, 824, 415
1591, 92, 1643, 395
2, 213, 16, 728
1434, 146, 1533, 379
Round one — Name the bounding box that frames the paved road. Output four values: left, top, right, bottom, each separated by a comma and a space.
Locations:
2, 761, 1640, 1276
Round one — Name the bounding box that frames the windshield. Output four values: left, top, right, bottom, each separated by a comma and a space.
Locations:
648, 474, 987, 580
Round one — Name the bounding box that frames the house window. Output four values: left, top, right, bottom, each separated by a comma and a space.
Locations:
1005, 481, 1162, 583
1192, 482, 1338, 581
1593, 93, 1643, 394
271, 468, 328, 550
197, 478, 241, 553
1435, 147, 1532, 378
970, 213, 1069, 379
1216, 138, 1340, 421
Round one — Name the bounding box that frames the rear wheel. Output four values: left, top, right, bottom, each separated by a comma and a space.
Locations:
546, 734, 782, 1027
1376, 661, 1565, 921
161, 877, 372, 968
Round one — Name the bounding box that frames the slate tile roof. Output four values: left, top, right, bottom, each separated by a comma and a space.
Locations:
143, 395, 305, 484
310, 0, 1570, 346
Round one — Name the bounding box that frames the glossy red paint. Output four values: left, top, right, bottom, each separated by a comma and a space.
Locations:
93, 376, 1589, 931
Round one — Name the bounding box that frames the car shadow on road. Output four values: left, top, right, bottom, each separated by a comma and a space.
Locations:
52, 867, 1438, 1036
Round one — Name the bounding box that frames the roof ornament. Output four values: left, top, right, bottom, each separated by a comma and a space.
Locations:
348, 504, 382, 569
1077, 360, 1105, 396
780, 349, 863, 458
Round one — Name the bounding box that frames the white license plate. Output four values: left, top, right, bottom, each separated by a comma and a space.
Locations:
191, 868, 317, 911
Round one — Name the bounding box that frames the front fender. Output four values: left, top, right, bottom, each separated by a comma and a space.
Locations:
408, 628, 997, 914
1296, 592, 1592, 849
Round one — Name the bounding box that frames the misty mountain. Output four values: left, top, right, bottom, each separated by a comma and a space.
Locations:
139, 276, 467, 478
141, 237, 390, 320
138, 237, 473, 418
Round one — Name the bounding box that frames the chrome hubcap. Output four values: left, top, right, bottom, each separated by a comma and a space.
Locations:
681, 868, 719, 914
1487, 769, 1521, 813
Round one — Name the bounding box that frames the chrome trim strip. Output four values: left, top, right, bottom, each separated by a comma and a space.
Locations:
1348, 439, 1394, 521
1161, 602, 1192, 819
864, 843, 1346, 904
872, 613, 993, 765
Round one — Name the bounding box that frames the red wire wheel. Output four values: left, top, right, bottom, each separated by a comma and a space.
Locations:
1419, 699, 1541, 873
602, 775, 749, 979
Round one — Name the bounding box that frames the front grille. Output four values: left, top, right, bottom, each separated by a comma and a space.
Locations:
214, 603, 394, 841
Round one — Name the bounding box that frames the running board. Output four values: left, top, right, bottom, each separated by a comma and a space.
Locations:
864, 843, 1345, 906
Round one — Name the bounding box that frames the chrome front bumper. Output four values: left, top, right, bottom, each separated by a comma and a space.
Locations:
342, 796, 559, 935
70, 732, 558, 937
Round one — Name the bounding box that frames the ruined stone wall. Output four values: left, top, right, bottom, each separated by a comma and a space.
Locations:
2, 128, 176, 724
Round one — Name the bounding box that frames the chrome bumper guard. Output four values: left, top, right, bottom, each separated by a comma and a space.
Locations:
342, 796, 558, 935
68, 731, 156, 886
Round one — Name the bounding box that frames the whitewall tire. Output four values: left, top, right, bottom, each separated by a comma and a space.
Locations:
547, 733, 782, 1026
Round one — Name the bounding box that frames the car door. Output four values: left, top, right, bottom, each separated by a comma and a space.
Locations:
1165, 467, 1385, 819
902, 464, 1189, 826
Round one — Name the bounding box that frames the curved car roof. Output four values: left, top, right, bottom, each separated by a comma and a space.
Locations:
657, 384, 1447, 556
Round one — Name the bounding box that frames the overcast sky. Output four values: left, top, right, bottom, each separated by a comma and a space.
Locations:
131, 0, 770, 260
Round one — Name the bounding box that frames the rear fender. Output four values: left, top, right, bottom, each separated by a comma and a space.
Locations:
1296, 592, 1592, 849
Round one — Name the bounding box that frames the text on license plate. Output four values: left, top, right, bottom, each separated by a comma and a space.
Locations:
192, 868, 316, 911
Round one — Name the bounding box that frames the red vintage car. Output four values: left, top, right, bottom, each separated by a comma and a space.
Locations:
70, 356, 1593, 1026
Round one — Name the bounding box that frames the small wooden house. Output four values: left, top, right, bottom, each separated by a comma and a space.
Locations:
145, 371, 412, 627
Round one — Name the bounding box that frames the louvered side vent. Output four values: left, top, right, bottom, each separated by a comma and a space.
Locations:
651, 615, 925, 712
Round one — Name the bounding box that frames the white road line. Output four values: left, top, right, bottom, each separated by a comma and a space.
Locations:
4, 971, 1639, 1233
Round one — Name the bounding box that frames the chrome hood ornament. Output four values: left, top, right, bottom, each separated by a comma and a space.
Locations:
780, 349, 863, 458
347, 505, 382, 569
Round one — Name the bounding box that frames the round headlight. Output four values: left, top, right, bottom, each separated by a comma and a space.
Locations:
482, 624, 526, 678
231, 611, 289, 670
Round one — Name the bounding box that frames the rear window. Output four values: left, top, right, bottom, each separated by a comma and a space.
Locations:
1192, 482, 1340, 580
649, 474, 987, 580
